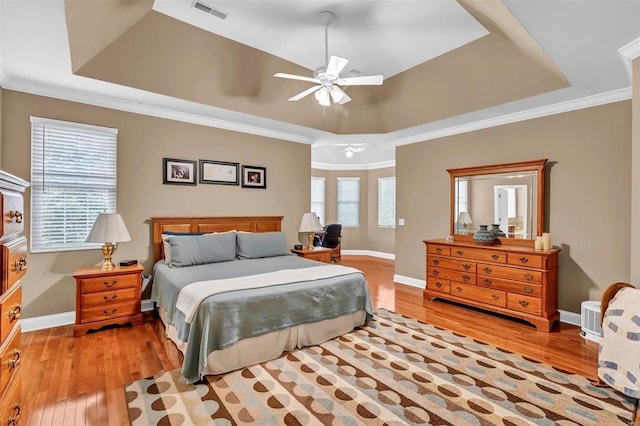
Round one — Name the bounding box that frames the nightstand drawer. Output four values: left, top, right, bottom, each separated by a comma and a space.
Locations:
79, 273, 139, 293
307, 252, 332, 263
80, 301, 139, 324
1, 237, 27, 293
0, 325, 20, 394
81, 287, 139, 308
0, 284, 21, 343
0, 190, 24, 240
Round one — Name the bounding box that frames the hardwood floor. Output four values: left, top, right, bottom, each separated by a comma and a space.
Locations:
22, 255, 601, 425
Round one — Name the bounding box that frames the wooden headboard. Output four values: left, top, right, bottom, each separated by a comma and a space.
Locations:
151, 216, 283, 264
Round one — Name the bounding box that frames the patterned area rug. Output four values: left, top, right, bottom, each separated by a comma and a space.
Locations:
126, 309, 635, 425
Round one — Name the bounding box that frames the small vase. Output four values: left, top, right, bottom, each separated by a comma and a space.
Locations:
473, 225, 495, 245
490, 224, 506, 238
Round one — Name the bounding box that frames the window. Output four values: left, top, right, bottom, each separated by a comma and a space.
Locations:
30, 117, 118, 253
378, 177, 395, 227
311, 177, 325, 225
454, 178, 469, 219
337, 177, 360, 227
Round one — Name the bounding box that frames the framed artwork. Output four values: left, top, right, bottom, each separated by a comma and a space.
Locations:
163, 158, 197, 185
199, 160, 239, 185
241, 165, 267, 189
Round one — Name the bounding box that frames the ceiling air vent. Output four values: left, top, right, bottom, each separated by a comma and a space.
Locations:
192, 0, 228, 20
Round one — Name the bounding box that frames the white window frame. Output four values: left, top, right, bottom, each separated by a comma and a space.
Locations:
311, 176, 325, 226
337, 177, 360, 227
378, 177, 395, 228
30, 116, 118, 253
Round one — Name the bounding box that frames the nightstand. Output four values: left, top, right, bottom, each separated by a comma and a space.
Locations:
73, 264, 144, 336
291, 247, 333, 264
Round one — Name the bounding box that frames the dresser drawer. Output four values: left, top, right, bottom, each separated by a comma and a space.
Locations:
307, 252, 332, 263
450, 247, 506, 263
507, 293, 542, 315
426, 277, 450, 294
0, 284, 21, 343
0, 190, 24, 240
81, 287, 139, 308
427, 267, 476, 284
449, 283, 506, 308
1, 237, 27, 293
426, 244, 450, 256
427, 256, 476, 273
0, 325, 20, 394
476, 276, 541, 297
80, 301, 139, 324
507, 253, 543, 269
477, 263, 542, 284
79, 273, 139, 293
0, 375, 22, 426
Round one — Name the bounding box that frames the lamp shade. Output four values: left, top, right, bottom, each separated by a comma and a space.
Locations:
458, 211, 472, 225
86, 213, 131, 243
299, 212, 323, 233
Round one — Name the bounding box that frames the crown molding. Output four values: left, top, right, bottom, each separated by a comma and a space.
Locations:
392, 87, 632, 147
619, 36, 640, 79
312, 160, 395, 171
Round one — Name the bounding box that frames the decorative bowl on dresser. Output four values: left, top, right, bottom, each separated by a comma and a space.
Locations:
0, 170, 29, 425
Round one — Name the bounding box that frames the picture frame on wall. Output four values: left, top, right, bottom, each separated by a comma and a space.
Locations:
199, 160, 239, 185
241, 165, 267, 189
163, 158, 197, 185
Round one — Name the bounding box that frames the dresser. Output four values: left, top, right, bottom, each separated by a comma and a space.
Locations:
424, 239, 560, 331
0, 171, 29, 426
73, 264, 144, 337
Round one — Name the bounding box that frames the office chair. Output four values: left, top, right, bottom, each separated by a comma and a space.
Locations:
315, 224, 342, 262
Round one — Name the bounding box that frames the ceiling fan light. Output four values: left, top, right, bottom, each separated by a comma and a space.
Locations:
345, 150, 354, 158
315, 88, 330, 106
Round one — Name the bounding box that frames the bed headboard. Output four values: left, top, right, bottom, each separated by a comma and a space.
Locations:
151, 216, 283, 264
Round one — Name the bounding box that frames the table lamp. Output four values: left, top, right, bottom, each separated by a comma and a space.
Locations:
85, 213, 131, 270
458, 211, 472, 230
299, 212, 323, 249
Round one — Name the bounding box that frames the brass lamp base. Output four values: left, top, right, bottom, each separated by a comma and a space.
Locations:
307, 232, 314, 249
101, 242, 117, 270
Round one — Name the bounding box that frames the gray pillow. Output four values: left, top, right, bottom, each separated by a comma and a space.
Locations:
168, 232, 237, 267
236, 231, 289, 259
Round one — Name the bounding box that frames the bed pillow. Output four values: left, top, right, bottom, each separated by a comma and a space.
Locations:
236, 231, 289, 259
161, 232, 203, 264
167, 232, 237, 267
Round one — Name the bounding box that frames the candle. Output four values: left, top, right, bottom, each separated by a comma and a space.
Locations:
535, 236, 543, 251
542, 233, 551, 250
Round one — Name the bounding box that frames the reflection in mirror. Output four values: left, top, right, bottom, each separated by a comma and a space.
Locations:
448, 159, 546, 245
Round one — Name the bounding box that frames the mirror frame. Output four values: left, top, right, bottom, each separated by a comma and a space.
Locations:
448, 159, 547, 247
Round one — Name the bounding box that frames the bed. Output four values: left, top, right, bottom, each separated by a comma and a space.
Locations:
150, 216, 373, 383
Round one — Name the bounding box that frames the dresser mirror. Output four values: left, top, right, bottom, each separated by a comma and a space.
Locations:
448, 159, 547, 246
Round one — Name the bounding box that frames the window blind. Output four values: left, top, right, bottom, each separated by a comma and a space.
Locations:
30, 117, 118, 253
311, 177, 325, 225
378, 177, 395, 227
337, 177, 360, 227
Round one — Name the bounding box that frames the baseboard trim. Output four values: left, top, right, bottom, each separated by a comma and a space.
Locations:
559, 309, 580, 327
22, 299, 156, 333
342, 250, 395, 260
393, 274, 425, 288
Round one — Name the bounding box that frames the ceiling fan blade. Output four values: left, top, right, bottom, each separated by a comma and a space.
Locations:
329, 86, 349, 104
274, 72, 320, 84
288, 85, 322, 101
326, 55, 348, 77
337, 75, 384, 86
338, 91, 351, 105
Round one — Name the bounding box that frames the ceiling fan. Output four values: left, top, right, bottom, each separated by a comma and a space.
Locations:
336, 143, 366, 158
274, 11, 384, 106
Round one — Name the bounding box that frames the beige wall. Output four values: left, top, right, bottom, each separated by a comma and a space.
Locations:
1, 90, 310, 318
0, 87, 3, 163
397, 101, 631, 313
312, 167, 395, 254
632, 57, 640, 284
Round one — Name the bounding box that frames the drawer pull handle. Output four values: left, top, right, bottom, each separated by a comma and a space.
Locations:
9, 210, 23, 223
435, 282, 442, 288
8, 402, 21, 425
103, 294, 118, 303
103, 280, 118, 288
7, 349, 21, 369
435, 247, 442, 253
456, 250, 464, 255
483, 279, 492, 286
14, 256, 27, 272
432, 270, 439, 276
103, 308, 118, 316
462, 264, 471, 271
432, 259, 440, 265
8, 304, 21, 320
524, 273, 534, 281
491, 294, 500, 301
455, 286, 463, 293
462, 275, 470, 282
524, 287, 534, 294
519, 300, 530, 307
483, 267, 492, 274
491, 254, 499, 260
519, 257, 529, 264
